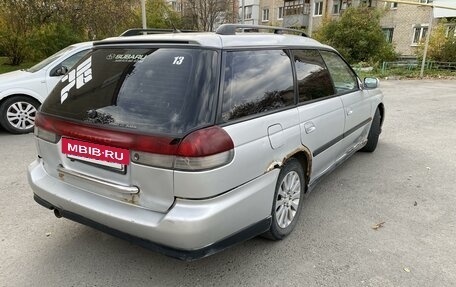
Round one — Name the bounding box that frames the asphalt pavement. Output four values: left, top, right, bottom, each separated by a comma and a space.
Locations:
0, 80, 455, 286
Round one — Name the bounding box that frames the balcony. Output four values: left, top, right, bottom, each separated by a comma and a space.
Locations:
283, 2, 310, 28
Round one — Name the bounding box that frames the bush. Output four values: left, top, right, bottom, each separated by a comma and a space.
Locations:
314, 7, 396, 64
416, 21, 456, 62
28, 23, 85, 61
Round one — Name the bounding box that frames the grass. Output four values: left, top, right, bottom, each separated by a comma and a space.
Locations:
0, 57, 36, 74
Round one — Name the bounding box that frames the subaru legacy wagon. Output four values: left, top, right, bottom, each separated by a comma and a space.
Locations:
28, 24, 385, 260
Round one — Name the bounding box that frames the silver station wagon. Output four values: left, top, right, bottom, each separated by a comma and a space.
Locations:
28, 24, 385, 260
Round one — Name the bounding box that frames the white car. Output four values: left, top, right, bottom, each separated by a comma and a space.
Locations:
0, 42, 92, 134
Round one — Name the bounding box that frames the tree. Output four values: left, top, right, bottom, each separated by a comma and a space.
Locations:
184, 0, 234, 31
314, 7, 396, 64
68, 0, 138, 39
132, 0, 182, 29
416, 21, 456, 62
0, 0, 137, 65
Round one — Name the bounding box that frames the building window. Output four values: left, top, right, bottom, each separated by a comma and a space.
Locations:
412, 25, 428, 45
390, 2, 398, 8
420, 0, 433, 3
314, 1, 323, 16
278, 7, 284, 19
341, 0, 352, 10
382, 28, 394, 43
244, 5, 252, 19
446, 24, 456, 38
262, 8, 269, 21
361, 0, 372, 7
333, 1, 340, 14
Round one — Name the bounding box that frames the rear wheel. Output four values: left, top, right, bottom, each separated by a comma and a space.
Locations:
360, 108, 381, 152
264, 158, 305, 240
0, 96, 40, 134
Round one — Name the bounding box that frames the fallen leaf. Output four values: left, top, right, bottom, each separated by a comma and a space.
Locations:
404, 267, 411, 273
414, 201, 418, 206
372, 222, 385, 230
45, 232, 51, 237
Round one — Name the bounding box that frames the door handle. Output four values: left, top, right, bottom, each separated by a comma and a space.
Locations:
347, 108, 353, 116
304, 122, 316, 134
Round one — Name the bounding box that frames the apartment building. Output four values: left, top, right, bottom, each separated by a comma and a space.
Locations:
262, 0, 455, 57
259, 0, 285, 26
239, 0, 261, 24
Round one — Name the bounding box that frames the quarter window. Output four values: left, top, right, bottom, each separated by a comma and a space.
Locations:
320, 51, 358, 94
221, 50, 294, 122
293, 50, 335, 102
59, 50, 90, 71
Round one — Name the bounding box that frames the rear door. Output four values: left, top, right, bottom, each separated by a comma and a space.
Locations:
320, 51, 372, 154
292, 49, 345, 182
39, 46, 219, 212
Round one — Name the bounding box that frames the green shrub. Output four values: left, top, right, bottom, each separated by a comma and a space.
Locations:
314, 7, 397, 64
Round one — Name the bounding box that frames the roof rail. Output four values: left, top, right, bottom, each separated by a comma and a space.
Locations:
120, 28, 196, 37
215, 24, 308, 37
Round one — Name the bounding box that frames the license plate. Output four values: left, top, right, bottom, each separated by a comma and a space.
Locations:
62, 138, 130, 170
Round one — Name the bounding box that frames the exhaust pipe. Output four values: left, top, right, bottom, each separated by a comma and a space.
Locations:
54, 209, 62, 218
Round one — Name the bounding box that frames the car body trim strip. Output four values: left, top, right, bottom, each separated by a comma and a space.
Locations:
313, 117, 372, 157
56, 166, 139, 194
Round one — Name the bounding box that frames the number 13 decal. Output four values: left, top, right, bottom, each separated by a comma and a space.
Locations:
173, 56, 184, 65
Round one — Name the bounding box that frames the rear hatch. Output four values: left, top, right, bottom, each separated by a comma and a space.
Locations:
35, 45, 219, 212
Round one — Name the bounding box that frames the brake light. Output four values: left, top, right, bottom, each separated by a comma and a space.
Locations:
133, 126, 234, 171
174, 126, 234, 171
34, 114, 60, 143
177, 126, 234, 157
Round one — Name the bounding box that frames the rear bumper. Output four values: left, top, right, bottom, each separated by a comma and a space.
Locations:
28, 159, 278, 260
33, 194, 271, 261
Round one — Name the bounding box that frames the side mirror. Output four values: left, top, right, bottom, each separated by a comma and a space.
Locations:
364, 77, 379, 89
51, 66, 69, 77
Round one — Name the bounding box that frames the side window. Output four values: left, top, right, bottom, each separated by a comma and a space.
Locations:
60, 50, 90, 70
320, 50, 358, 94
221, 50, 294, 122
293, 49, 335, 103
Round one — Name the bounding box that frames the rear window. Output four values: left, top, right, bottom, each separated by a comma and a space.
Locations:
41, 47, 218, 136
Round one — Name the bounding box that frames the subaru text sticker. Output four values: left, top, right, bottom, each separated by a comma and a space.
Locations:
60, 56, 92, 104
106, 53, 146, 62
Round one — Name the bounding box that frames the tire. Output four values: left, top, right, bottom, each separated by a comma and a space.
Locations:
0, 96, 40, 134
360, 108, 381, 153
263, 158, 305, 240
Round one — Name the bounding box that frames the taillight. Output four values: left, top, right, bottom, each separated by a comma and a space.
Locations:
133, 126, 234, 171
35, 112, 234, 171
34, 113, 60, 143
174, 126, 234, 171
